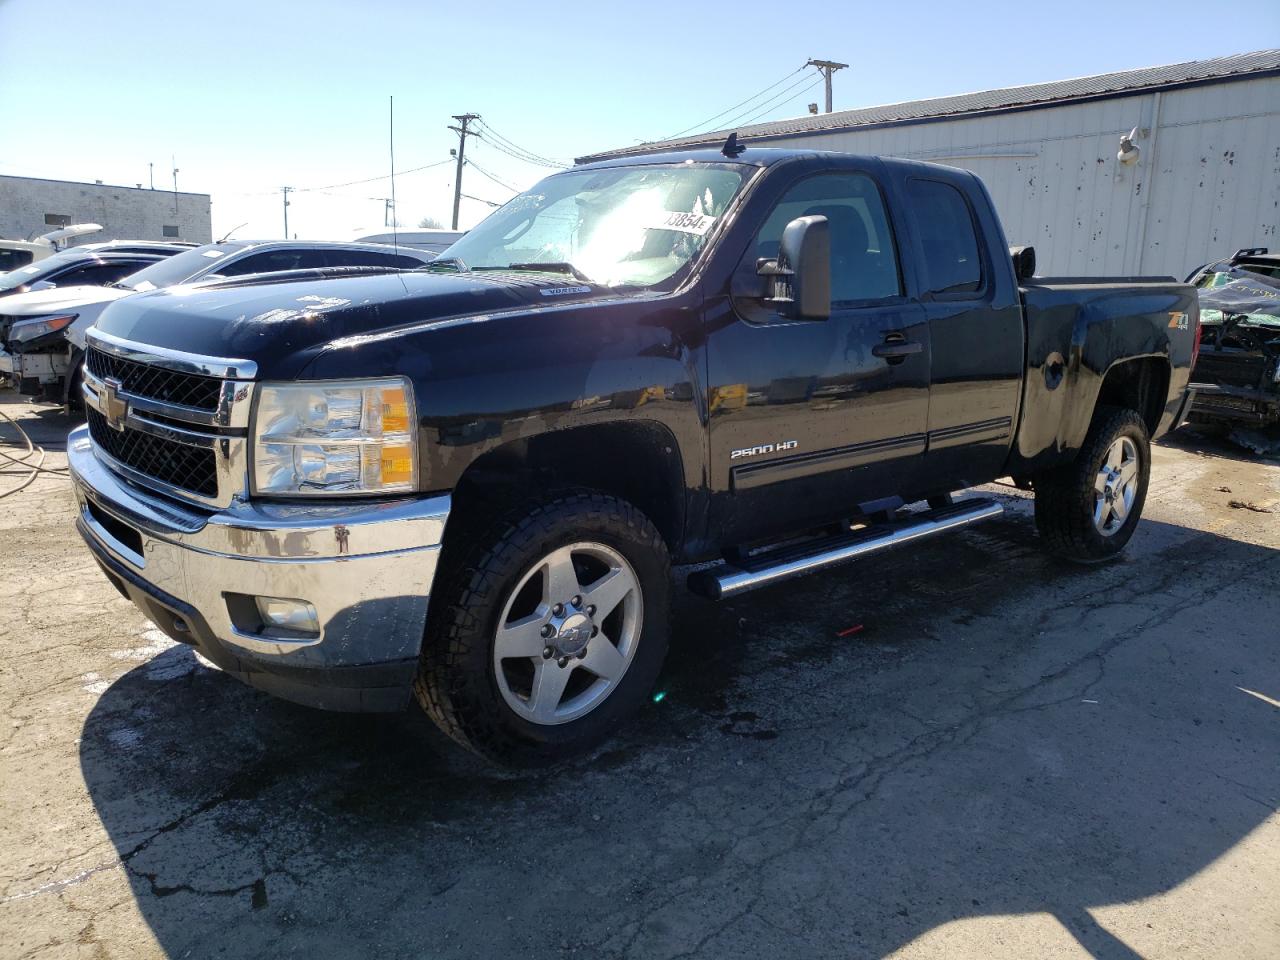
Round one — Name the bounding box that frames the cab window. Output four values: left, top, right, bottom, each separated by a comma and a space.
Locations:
755, 173, 902, 304
906, 179, 983, 296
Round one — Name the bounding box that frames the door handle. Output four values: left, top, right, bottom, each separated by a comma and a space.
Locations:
872, 333, 922, 362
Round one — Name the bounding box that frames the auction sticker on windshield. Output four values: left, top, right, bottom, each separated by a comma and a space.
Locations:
649, 211, 717, 236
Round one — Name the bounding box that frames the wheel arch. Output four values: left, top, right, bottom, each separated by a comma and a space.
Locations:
444, 419, 687, 557
1093, 356, 1170, 436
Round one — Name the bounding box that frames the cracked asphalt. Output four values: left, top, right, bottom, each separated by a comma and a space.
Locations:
1, 393, 1278, 959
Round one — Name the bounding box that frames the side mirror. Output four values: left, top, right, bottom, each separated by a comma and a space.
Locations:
758, 215, 830, 320
1010, 245, 1036, 282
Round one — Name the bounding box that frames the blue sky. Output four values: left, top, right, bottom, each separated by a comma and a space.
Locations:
2, 0, 1276, 239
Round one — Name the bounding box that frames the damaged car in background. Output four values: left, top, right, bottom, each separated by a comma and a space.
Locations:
1187, 248, 1280, 435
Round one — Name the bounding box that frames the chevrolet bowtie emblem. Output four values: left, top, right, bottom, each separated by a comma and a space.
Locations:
100, 377, 128, 431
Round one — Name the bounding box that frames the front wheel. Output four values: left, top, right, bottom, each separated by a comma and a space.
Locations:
414, 492, 671, 765
1033, 406, 1151, 563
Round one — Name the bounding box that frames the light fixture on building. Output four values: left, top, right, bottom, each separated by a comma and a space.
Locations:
1117, 127, 1140, 166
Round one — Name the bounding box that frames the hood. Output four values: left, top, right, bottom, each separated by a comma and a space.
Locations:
91, 270, 618, 379
0, 284, 131, 318
1197, 269, 1280, 329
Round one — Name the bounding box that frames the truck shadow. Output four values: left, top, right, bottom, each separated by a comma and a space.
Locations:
77, 507, 1280, 958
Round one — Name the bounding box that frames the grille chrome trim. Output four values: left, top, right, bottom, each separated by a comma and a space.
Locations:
82, 366, 236, 429
87, 328, 259, 380
81, 334, 255, 509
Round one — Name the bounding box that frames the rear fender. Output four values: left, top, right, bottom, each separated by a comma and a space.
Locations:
1010, 287, 1189, 474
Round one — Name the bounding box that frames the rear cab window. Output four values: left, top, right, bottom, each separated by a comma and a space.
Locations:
906, 179, 984, 297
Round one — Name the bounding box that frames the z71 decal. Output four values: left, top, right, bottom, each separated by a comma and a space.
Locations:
731, 440, 798, 460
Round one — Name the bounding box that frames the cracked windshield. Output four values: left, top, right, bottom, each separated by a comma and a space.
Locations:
442, 164, 747, 287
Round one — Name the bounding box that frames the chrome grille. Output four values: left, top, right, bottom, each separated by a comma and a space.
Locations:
86, 347, 223, 410
86, 408, 218, 496
81, 331, 255, 508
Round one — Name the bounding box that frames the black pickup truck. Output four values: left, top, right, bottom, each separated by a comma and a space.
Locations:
68, 146, 1197, 764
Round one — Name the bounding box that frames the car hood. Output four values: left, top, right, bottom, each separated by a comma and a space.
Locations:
91, 270, 619, 379
0, 284, 131, 318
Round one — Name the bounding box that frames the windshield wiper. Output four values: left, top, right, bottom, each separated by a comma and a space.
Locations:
423, 257, 470, 273
491, 261, 593, 283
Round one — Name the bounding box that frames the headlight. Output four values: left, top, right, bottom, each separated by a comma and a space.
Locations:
9, 314, 76, 344
251, 378, 417, 496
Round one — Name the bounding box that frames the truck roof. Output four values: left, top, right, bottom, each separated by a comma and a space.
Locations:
572, 145, 969, 182
573, 145, 864, 171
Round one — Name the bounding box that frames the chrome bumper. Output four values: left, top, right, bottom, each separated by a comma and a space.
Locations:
67, 425, 450, 711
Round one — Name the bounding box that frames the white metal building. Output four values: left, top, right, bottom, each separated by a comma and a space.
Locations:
579, 50, 1280, 279
0, 175, 212, 246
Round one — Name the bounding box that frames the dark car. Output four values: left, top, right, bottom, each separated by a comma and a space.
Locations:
3, 239, 436, 403
1186, 248, 1280, 429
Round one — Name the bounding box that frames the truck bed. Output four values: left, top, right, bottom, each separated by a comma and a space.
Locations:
1009, 276, 1198, 474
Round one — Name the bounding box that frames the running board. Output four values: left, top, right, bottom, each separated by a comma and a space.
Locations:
687, 499, 1004, 600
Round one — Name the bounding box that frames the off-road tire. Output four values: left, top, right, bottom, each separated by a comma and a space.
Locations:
414, 491, 671, 765
1033, 406, 1151, 563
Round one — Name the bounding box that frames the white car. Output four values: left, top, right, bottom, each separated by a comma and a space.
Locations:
2, 238, 433, 403
356, 229, 465, 255
0, 224, 103, 273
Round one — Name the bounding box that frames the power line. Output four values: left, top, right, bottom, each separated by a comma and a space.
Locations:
735, 75, 826, 128
473, 120, 568, 168
720, 72, 826, 130
659, 65, 806, 140
465, 157, 518, 193
473, 130, 566, 169
292, 158, 453, 194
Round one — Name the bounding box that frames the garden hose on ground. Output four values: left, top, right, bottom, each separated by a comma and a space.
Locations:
0, 407, 70, 499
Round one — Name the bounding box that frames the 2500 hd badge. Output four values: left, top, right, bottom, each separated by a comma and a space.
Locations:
731, 440, 799, 460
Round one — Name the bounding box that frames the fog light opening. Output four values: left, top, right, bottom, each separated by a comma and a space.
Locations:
253, 596, 321, 637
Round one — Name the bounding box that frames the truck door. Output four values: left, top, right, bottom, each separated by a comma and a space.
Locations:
706, 166, 930, 547
896, 174, 1024, 489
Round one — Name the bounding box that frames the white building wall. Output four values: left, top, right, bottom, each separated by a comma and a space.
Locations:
0, 176, 212, 246
768, 75, 1280, 279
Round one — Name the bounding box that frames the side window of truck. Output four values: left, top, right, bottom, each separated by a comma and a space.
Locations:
906, 179, 983, 296
755, 173, 902, 304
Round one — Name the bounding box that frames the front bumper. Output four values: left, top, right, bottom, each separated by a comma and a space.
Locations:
68, 426, 450, 711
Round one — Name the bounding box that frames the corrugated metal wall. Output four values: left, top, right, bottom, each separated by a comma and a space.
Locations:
773, 76, 1280, 279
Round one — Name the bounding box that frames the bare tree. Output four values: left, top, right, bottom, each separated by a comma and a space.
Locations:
418, 216, 444, 229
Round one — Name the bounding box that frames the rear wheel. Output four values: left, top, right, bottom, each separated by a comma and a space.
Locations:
1033, 406, 1151, 563
414, 492, 670, 765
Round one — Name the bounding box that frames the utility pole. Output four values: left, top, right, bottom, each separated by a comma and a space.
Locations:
171, 155, 180, 213
806, 59, 848, 113
149, 162, 154, 190
281, 186, 292, 238
449, 113, 480, 231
